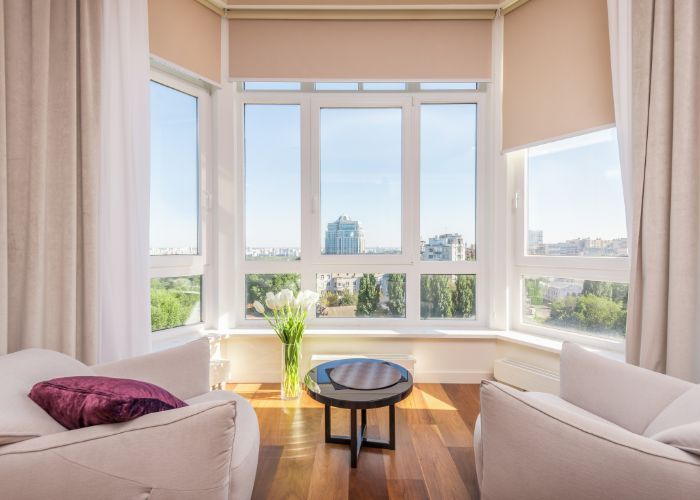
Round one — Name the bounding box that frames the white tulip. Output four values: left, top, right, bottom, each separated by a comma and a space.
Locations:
253, 301, 265, 314
278, 289, 294, 307
265, 292, 278, 310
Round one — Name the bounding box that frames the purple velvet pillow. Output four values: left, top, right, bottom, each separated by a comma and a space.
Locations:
28, 376, 187, 430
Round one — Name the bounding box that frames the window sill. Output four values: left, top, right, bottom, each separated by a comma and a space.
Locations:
152, 326, 624, 363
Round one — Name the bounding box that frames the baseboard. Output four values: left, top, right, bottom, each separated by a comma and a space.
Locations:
414, 370, 493, 384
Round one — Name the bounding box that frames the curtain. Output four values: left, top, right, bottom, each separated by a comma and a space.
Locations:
98, 0, 151, 363
0, 0, 102, 363
607, 0, 634, 237
626, 0, 700, 382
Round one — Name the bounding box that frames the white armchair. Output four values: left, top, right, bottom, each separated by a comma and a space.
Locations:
0, 339, 259, 500
475, 342, 700, 500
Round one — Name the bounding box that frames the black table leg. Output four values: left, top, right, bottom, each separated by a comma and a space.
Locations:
324, 404, 397, 468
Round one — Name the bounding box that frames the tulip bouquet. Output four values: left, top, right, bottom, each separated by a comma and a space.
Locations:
254, 289, 320, 400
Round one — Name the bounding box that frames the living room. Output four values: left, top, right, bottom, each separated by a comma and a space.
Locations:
1, 0, 699, 499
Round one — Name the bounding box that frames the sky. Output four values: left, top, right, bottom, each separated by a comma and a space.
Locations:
151, 87, 627, 253
150, 82, 199, 251
528, 127, 627, 243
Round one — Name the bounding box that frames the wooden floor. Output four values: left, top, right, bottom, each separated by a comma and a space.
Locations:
228, 383, 481, 500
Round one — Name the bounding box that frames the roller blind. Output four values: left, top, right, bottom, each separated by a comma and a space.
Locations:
502, 0, 614, 151
148, 0, 222, 83
228, 19, 492, 81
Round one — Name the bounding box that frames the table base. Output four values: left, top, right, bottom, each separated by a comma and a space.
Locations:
324, 404, 396, 468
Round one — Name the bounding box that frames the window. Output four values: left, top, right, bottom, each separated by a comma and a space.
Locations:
236, 84, 485, 326
317, 273, 406, 318
420, 82, 478, 90
150, 70, 210, 333
150, 81, 199, 256
151, 276, 202, 331
320, 108, 402, 255
527, 128, 627, 257
245, 104, 301, 260
244, 81, 301, 91
245, 274, 301, 318
512, 128, 629, 343
420, 104, 477, 261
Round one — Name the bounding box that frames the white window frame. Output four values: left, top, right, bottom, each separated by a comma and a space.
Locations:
150, 68, 213, 337
234, 87, 490, 329
508, 139, 630, 351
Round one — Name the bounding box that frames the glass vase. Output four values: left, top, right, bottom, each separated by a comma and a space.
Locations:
281, 341, 302, 400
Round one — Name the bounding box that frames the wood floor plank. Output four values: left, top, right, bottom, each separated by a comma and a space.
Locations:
306, 443, 349, 500
386, 479, 430, 500
448, 447, 480, 500
230, 382, 482, 500
420, 384, 474, 447
410, 423, 472, 500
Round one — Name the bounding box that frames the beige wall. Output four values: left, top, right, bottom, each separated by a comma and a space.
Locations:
148, 0, 222, 83
502, 0, 614, 151
229, 19, 492, 81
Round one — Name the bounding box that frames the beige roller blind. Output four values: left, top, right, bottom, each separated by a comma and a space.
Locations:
502, 0, 614, 151
148, 0, 222, 83
228, 19, 492, 81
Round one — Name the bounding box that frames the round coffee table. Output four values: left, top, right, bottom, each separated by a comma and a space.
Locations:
304, 358, 413, 468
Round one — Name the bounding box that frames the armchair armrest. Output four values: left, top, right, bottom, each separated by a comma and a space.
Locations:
559, 342, 693, 434
0, 401, 237, 500
92, 338, 210, 400
479, 380, 700, 500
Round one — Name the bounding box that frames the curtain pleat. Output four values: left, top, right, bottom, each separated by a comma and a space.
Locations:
627, 0, 700, 382
0, 0, 101, 363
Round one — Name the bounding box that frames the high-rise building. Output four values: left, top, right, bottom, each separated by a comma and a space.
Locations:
324, 215, 365, 255
421, 233, 465, 261
528, 230, 545, 255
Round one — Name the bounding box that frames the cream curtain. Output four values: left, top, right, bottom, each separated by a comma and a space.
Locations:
626, 0, 700, 382
0, 0, 102, 363
98, 0, 151, 363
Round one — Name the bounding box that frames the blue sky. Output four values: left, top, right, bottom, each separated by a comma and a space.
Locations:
150, 82, 199, 251
151, 91, 626, 252
528, 128, 627, 243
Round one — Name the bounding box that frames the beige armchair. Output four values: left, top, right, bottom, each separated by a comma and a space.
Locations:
0, 338, 259, 500
475, 342, 700, 500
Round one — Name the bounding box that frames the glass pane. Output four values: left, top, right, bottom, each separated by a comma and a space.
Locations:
149, 81, 198, 255
245, 274, 301, 318
420, 104, 477, 261
245, 104, 301, 260
527, 128, 628, 256
420, 274, 476, 319
363, 82, 406, 91
315, 82, 359, 91
522, 276, 628, 339
316, 273, 406, 318
420, 82, 478, 90
244, 81, 301, 90
151, 276, 202, 331
320, 108, 402, 255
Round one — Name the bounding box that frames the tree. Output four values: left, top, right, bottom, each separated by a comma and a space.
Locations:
420, 275, 433, 318
246, 273, 300, 315
525, 278, 545, 306
432, 275, 454, 318
357, 273, 380, 317
150, 277, 200, 331
387, 274, 406, 317
582, 280, 613, 300
454, 275, 475, 318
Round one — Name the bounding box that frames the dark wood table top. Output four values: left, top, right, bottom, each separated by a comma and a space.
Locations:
305, 358, 413, 410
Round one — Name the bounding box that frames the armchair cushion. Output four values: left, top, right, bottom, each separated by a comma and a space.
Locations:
29, 376, 187, 430
644, 385, 700, 437
0, 348, 93, 445
651, 422, 700, 456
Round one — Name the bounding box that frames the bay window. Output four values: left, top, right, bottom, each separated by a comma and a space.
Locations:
149, 70, 211, 333
511, 128, 629, 344
236, 84, 487, 327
